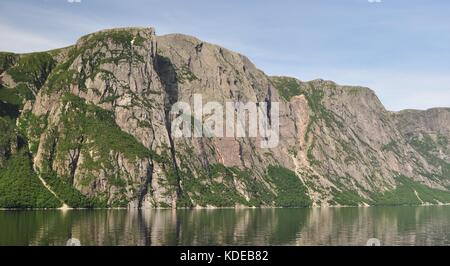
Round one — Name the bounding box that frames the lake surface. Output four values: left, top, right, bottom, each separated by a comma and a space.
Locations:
1, 206, 450, 246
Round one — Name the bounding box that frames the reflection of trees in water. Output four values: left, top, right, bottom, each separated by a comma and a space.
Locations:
0, 210, 76, 245
295, 206, 450, 246
1, 206, 449, 245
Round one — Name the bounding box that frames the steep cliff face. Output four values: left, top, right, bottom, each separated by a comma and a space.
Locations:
395, 108, 450, 184
271, 77, 450, 205
0, 27, 449, 208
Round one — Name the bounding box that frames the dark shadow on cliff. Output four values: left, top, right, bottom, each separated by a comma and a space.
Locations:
154, 54, 183, 198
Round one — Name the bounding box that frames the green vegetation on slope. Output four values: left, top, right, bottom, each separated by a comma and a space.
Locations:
180, 163, 250, 207
79, 29, 146, 50
0, 84, 21, 119
173, 145, 313, 208
329, 188, 368, 206
46, 29, 146, 94
266, 166, 311, 207
40, 171, 102, 208
6, 52, 55, 90
177, 162, 313, 208
0, 31, 156, 209
58, 93, 155, 162
13, 92, 158, 208
270, 76, 302, 101
0, 150, 60, 208
372, 175, 450, 206
29, 93, 157, 207
0, 100, 19, 120
17, 111, 48, 155
0, 52, 18, 73
0, 117, 15, 151
177, 65, 198, 83
1, 52, 54, 115
408, 134, 450, 179
0, 85, 22, 106
1, 107, 99, 208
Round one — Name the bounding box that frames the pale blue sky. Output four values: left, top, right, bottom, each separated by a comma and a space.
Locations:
0, 0, 449, 111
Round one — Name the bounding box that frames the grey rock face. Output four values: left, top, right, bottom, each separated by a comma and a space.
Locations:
2, 27, 449, 208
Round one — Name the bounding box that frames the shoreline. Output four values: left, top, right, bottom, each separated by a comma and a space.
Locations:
1, 203, 450, 211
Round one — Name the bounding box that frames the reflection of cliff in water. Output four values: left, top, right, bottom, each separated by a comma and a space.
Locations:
135, 208, 310, 246
295, 206, 450, 246
0, 207, 449, 246
0, 209, 310, 246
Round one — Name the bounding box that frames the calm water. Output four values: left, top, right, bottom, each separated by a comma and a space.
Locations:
1, 206, 450, 246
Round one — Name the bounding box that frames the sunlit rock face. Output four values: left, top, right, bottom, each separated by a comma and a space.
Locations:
0, 27, 449, 208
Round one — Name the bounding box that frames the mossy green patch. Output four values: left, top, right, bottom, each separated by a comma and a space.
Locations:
45, 29, 147, 94
329, 188, 367, 206
17, 111, 47, 154
372, 175, 450, 206
6, 52, 55, 89
178, 163, 249, 207
381, 139, 400, 154
0, 150, 60, 208
177, 65, 198, 83
270, 76, 302, 101
409, 133, 450, 179
40, 171, 104, 208
57, 93, 155, 162
266, 165, 311, 207
0, 117, 16, 151
0, 52, 18, 73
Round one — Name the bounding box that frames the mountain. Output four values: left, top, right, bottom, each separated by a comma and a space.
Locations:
0, 27, 449, 208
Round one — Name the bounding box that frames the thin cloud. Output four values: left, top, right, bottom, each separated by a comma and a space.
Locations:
0, 23, 67, 53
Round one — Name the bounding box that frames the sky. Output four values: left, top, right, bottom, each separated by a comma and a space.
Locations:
0, 0, 449, 111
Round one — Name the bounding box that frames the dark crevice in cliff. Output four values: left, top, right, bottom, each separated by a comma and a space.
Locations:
198, 138, 210, 169
68, 135, 84, 185
265, 86, 273, 126
154, 53, 183, 199
138, 161, 154, 208
238, 140, 245, 167
46, 129, 58, 173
